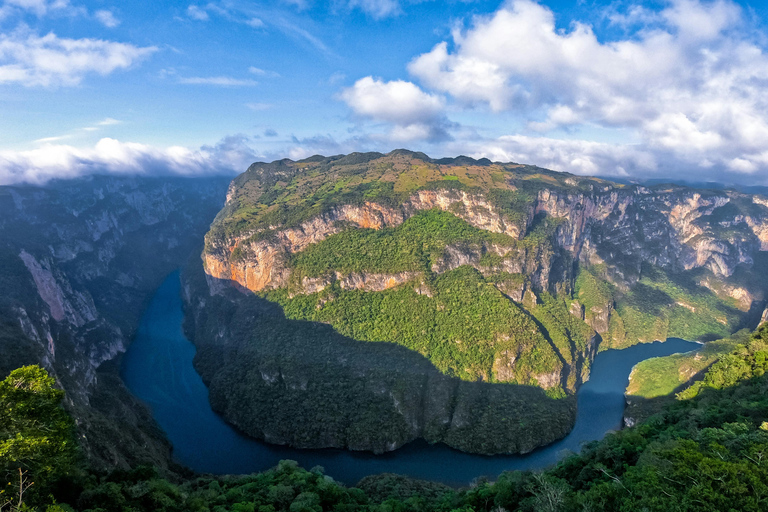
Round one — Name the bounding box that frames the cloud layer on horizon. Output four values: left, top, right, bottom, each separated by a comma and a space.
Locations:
0, 136, 258, 186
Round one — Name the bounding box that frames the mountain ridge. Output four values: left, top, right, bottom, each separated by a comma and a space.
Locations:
188, 150, 768, 455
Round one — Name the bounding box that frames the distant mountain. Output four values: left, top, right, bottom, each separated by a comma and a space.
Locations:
0, 175, 230, 471
188, 150, 768, 455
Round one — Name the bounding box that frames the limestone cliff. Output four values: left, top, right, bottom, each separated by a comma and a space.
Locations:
0, 175, 230, 471
190, 150, 768, 455
206, 162, 768, 310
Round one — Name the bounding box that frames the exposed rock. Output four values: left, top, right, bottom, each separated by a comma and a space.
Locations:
492, 349, 519, 383
206, 189, 529, 294
569, 300, 585, 320
534, 371, 562, 389
338, 271, 418, 292
19, 250, 98, 327
523, 289, 538, 310
0, 175, 230, 472
586, 305, 611, 334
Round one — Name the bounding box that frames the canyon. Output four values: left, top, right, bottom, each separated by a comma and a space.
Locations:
0, 175, 229, 470
188, 150, 768, 455
3, 150, 768, 465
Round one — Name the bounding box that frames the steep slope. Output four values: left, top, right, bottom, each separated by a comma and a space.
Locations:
190, 150, 768, 454
0, 175, 230, 471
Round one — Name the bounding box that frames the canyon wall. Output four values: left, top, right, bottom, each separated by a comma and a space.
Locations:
0, 175, 230, 471
189, 151, 768, 455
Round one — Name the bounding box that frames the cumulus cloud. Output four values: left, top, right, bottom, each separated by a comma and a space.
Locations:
448, 133, 768, 185
398, 0, 768, 179
449, 135, 654, 179
0, 136, 258, 185
341, 76, 451, 141
0, 29, 156, 86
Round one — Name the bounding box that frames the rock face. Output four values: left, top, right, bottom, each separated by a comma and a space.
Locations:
0, 175, 230, 471
183, 264, 577, 456
207, 179, 768, 309
190, 151, 768, 455
205, 188, 525, 294
535, 188, 762, 282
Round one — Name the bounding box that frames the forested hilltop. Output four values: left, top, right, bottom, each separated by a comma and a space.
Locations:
5, 323, 768, 511
189, 150, 768, 454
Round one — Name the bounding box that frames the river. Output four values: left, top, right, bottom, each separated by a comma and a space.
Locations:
121, 271, 700, 486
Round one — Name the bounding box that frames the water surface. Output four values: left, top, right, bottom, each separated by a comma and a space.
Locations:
122, 272, 700, 486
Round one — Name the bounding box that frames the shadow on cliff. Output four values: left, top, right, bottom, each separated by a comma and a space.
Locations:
180, 259, 577, 457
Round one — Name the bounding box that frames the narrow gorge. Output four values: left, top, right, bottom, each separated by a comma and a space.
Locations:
0, 175, 230, 470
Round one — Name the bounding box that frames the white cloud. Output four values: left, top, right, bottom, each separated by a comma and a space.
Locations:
0, 29, 156, 87
449, 135, 655, 179
33, 134, 70, 143
80, 117, 122, 131
403, 0, 768, 179
341, 76, 451, 141
348, 0, 401, 19
606, 5, 660, 28
186, 5, 209, 20
178, 76, 258, 86
282, 0, 310, 10
327, 71, 345, 85
342, 77, 444, 125
32, 118, 123, 143
0, 136, 255, 185
94, 9, 120, 28
245, 17, 264, 28
2, 0, 72, 17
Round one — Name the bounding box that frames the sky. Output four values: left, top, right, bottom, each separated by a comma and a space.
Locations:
3, 0, 768, 185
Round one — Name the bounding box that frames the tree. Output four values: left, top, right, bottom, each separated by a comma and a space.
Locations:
0, 366, 76, 508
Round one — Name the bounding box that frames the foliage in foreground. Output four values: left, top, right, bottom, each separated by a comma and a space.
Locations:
0, 366, 77, 511
6, 325, 768, 511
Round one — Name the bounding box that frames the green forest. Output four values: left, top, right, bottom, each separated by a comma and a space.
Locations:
267, 266, 563, 387
5, 324, 768, 511
285, 209, 515, 277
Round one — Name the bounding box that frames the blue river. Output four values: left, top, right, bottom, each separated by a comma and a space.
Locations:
121, 272, 700, 486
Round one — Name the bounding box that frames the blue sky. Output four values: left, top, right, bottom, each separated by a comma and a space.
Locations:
3, 0, 768, 185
